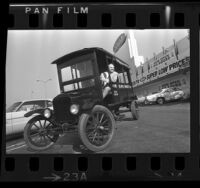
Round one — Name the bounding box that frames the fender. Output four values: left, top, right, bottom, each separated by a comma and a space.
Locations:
24, 108, 45, 118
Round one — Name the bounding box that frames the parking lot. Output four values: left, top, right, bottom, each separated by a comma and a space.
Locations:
6, 102, 190, 154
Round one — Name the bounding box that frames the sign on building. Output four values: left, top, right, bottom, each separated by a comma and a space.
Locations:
113, 33, 127, 54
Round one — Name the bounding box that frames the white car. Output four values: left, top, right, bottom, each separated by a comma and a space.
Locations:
136, 96, 146, 105
145, 88, 184, 105
6, 99, 53, 138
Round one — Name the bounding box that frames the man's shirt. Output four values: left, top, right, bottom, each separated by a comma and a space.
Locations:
101, 71, 118, 82
100, 71, 119, 86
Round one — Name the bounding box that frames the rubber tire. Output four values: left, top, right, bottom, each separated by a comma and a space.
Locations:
157, 98, 164, 105
24, 115, 58, 151
78, 105, 116, 152
131, 101, 139, 120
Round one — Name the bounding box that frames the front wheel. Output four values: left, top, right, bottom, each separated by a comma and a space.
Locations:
78, 105, 116, 152
131, 101, 139, 120
24, 115, 59, 151
157, 98, 165, 105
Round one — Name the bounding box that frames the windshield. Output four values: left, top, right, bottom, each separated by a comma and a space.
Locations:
160, 89, 168, 93
172, 87, 181, 91
61, 59, 94, 92
152, 92, 158, 94
6, 102, 22, 112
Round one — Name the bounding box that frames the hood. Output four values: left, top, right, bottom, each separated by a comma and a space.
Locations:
147, 93, 159, 98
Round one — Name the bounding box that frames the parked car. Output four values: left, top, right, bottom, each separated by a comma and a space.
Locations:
145, 87, 184, 105
6, 99, 52, 138
136, 96, 146, 105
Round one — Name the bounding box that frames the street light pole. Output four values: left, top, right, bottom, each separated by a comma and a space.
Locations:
31, 91, 34, 99
36, 78, 52, 107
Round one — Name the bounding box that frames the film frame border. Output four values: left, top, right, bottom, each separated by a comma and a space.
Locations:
1, 2, 200, 181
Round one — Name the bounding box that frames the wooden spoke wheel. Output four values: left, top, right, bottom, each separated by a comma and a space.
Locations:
78, 105, 116, 152
24, 115, 59, 151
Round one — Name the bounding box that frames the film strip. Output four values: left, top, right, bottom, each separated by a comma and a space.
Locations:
1, 1, 200, 182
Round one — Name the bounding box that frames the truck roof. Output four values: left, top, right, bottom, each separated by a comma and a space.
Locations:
19, 99, 52, 103
51, 47, 130, 68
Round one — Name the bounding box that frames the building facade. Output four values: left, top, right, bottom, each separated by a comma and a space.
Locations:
131, 35, 190, 99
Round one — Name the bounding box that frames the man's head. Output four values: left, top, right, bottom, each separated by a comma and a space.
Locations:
108, 63, 115, 73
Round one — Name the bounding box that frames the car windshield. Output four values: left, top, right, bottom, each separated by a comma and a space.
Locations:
173, 87, 180, 91
161, 89, 168, 93
61, 59, 95, 92
152, 92, 158, 94
6, 102, 22, 112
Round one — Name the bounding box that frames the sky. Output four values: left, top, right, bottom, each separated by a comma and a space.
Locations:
6, 29, 188, 107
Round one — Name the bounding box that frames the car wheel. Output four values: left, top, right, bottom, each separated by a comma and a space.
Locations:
78, 105, 116, 152
24, 115, 59, 151
157, 98, 164, 105
130, 100, 139, 120
144, 99, 149, 105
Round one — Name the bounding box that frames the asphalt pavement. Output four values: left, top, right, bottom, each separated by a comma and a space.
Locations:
6, 102, 190, 154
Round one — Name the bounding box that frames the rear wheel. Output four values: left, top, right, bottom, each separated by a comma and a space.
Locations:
78, 105, 116, 152
131, 100, 139, 120
24, 115, 59, 151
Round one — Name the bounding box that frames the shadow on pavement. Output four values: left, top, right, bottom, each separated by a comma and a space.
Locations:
56, 132, 94, 154
139, 100, 190, 107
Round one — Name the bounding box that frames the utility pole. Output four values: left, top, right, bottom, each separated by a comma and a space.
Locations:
36, 78, 52, 107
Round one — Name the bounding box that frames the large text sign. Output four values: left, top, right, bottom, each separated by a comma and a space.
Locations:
133, 56, 190, 86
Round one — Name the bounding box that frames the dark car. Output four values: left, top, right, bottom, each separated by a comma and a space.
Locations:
23, 48, 139, 152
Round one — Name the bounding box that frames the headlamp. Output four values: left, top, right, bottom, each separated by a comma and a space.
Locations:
44, 108, 51, 118
70, 104, 79, 115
